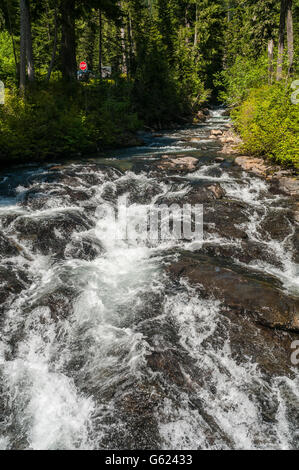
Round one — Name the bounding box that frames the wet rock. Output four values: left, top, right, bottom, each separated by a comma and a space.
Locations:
204, 200, 249, 240
195, 111, 206, 122
189, 137, 201, 143
219, 130, 242, 155
215, 157, 225, 163
0, 264, 29, 306
155, 183, 226, 208
13, 210, 91, 256
156, 156, 198, 173
211, 129, 223, 136
259, 211, 294, 242
28, 286, 77, 321
207, 184, 226, 199
235, 156, 269, 177
167, 256, 299, 332
273, 177, 299, 198
201, 239, 282, 269
0, 233, 19, 258
65, 234, 104, 261
223, 312, 299, 378
147, 350, 189, 387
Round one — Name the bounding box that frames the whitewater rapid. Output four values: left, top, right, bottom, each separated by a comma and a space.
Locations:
0, 109, 298, 450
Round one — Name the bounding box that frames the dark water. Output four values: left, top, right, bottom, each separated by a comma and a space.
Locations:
0, 109, 298, 450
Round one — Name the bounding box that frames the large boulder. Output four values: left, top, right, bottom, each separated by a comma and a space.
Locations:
167, 255, 299, 332
12, 210, 92, 256
211, 129, 223, 136
156, 156, 198, 173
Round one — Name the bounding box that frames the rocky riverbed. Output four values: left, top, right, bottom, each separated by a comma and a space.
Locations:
0, 108, 298, 450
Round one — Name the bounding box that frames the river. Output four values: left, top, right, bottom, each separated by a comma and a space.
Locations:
0, 109, 298, 450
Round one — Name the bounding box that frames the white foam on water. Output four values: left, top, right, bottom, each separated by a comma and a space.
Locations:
158, 282, 299, 450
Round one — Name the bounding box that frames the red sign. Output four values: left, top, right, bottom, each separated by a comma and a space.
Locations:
79, 61, 88, 71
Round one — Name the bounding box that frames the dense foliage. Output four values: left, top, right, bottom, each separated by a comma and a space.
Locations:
219, 0, 299, 168
0, 0, 298, 167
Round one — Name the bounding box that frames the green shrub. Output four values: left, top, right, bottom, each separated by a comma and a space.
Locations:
216, 55, 268, 107
232, 83, 299, 169
0, 80, 141, 164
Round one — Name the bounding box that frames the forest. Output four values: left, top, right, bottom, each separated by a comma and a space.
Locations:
0, 0, 298, 167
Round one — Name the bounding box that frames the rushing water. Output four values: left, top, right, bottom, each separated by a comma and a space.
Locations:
0, 109, 298, 450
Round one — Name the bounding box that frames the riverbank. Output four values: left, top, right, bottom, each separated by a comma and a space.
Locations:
206, 123, 299, 200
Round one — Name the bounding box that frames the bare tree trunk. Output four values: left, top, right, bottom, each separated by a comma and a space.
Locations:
185, 5, 190, 45
47, 8, 58, 81
6, 0, 19, 78
19, 0, 27, 92
127, 13, 133, 77
61, 0, 77, 81
99, 9, 103, 78
25, 0, 35, 82
277, 0, 287, 81
286, 0, 294, 77
193, 3, 198, 49
268, 38, 274, 84
120, 24, 127, 75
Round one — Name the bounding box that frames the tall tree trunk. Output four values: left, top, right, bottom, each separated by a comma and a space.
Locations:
276, 0, 287, 81
6, 0, 19, 78
47, 8, 58, 81
127, 13, 133, 77
193, 3, 198, 49
286, 0, 294, 77
120, 23, 127, 75
25, 0, 35, 82
19, 0, 27, 92
268, 38, 274, 84
61, 0, 77, 81
99, 9, 103, 78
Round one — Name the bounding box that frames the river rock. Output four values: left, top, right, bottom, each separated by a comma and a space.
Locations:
157, 156, 198, 173
203, 199, 249, 240
222, 311, 299, 378
12, 210, 91, 256
273, 176, 299, 198
0, 233, 19, 258
167, 256, 299, 332
65, 234, 104, 261
196, 111, 206, 122
235, 156, 269, 177
28, 286, 77, 321
211, 129, 223, 136
0, 264, 29, 306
